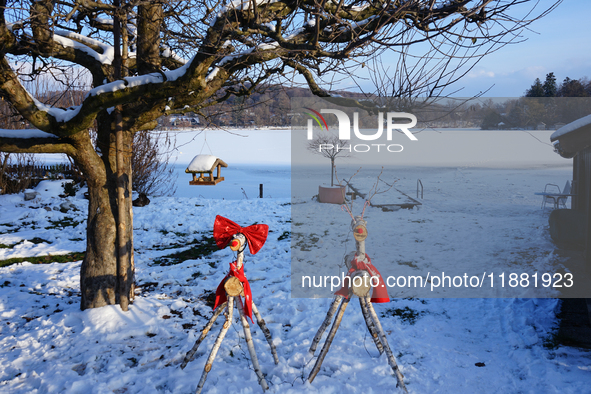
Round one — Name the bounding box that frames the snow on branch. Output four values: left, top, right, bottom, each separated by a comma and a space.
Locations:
161, 46, 189, 65
53, 30, 114, 65
217, 42, 279, 67
211, 0, 280, 25
0, 128, 58, 139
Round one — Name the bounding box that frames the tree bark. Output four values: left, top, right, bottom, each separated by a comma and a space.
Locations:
70, 131, 117, 309
73, 116, 135, 310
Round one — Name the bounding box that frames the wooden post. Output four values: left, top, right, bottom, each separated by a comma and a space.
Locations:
216, 164, 221, 179
259, 184, 263, 198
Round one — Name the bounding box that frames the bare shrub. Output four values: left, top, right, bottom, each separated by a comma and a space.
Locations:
0, 153, 41, 194
132, 131, 177, 197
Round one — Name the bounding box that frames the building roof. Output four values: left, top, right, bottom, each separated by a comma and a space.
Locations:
550, 114, 591, 158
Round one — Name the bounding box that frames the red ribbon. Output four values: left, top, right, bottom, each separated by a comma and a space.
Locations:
213, 261, 254, 322
335, 254, 390, 303
213, 215, 268, 255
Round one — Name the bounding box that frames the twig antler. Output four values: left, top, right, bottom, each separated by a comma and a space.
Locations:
363, 167, 397, 218
334, 166, 398, 219
366, 167, 396, 204
334, 165, 361, 220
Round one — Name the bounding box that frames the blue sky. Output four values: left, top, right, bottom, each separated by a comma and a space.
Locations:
452, 0, 591, 97
337, 1, 590, 98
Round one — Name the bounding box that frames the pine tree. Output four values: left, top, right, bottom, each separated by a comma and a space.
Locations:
525, 78, 544, 97
558, 77, 589, 97
543, 72, 557, 97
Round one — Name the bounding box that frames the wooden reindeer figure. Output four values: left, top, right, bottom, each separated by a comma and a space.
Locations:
181, 215, 279, 393
308, 200, 408, 393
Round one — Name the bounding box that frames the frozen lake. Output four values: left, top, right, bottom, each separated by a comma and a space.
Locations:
173, 164, 291, 199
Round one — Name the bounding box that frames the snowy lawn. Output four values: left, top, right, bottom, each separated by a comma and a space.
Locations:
1, 166, 590, 393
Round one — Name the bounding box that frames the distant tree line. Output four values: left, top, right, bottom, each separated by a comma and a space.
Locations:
525, 72, 591, 98
479, 73, 591, 130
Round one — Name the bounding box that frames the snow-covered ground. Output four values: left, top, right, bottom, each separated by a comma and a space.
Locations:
1, 130, 590, 393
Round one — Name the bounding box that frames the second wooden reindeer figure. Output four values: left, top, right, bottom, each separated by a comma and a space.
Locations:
181, 215, 278, 393
308, 202, 408, 393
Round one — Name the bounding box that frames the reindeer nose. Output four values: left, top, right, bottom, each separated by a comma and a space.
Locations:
354, 225, 367, 241
231, 240, 239, 248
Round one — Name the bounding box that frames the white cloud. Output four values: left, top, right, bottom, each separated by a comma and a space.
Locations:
466, 69, 496, 79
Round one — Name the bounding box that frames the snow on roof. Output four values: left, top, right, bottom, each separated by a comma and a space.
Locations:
0, 128, 57, 139
551, 114, 591, 141
186, 154, 219, 172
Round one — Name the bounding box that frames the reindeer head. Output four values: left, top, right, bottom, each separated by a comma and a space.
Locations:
336, 167, 396, 254
352, 216, 368, 242
213, 215, 269, 268
229, 233, 247, 253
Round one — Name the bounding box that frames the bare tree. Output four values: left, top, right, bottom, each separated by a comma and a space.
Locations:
308, 134, 350, 186
0, 0, 561, 310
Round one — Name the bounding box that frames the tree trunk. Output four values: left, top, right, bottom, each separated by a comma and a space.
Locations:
73, 118, 135, 310
80, 156, 118, 308
330, 158, 334, 186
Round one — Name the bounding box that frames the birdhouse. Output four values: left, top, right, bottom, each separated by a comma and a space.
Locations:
185, 154, 228, 185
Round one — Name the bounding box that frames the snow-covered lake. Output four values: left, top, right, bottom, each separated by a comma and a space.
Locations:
174, 164, 291, 200
0, 129, 590, 393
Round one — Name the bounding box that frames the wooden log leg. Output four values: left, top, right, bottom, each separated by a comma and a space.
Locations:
309, 295, 343, 354
251, 301, 279, 365
195, 297, 234, 394
359, 296, 384, 355
308, 296, 350, 383
181, 302, 227, 369
237, 297, 270, 391
366, 300, 408, 394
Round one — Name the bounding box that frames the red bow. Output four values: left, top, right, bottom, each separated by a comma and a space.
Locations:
214, 261, 253, 322
213, 215, 268, 255
335, 254, 390, 303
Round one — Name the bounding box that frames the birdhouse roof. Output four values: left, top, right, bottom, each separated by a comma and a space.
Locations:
186, 154, 228, 172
